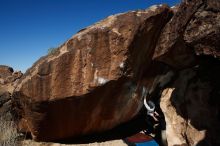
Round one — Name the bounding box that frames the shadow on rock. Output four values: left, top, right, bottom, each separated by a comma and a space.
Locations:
55, 113, 147, 144
166, 56, 220, 146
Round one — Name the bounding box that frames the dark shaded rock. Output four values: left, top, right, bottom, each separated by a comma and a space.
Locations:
160, 56, 220, 146
153, 0, 204, 68
0, 92, 10, 107
153, 0, 220, 68
206, 0, 220, 12
184, 4, 220, 58
150, 0, 220, 145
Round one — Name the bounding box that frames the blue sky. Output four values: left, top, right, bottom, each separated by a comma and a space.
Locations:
0, 0, 180, 72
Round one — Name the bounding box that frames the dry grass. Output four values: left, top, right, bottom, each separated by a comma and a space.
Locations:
0, 117, 19, 146
0, 101, 21, 146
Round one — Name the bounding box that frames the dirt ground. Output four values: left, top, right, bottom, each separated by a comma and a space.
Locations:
21, 139, 128, 146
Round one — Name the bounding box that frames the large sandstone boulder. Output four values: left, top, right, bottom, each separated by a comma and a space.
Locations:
11, 0, 220, 145
13, 5, 172, 141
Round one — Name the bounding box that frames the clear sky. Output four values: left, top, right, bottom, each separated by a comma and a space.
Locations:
0, 0, 180, 73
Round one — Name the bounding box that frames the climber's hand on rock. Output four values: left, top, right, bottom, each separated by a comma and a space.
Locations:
155, 111, 159, 117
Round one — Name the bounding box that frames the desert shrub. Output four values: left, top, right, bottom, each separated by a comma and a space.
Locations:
47, 47, 59, 55
0, 114, 20, 146
0, 96, 21, 146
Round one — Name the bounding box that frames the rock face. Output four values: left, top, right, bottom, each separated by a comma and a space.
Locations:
13, 5, 172, 141
153, 0, 220, 68
11, 0, 220, 145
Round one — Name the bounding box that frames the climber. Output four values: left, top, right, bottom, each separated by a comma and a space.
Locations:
144, 97, 159, 121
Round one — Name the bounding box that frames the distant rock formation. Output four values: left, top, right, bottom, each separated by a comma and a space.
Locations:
0, 65, 22, 145
8, 0, 220, 145
0, 65, 22, 94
